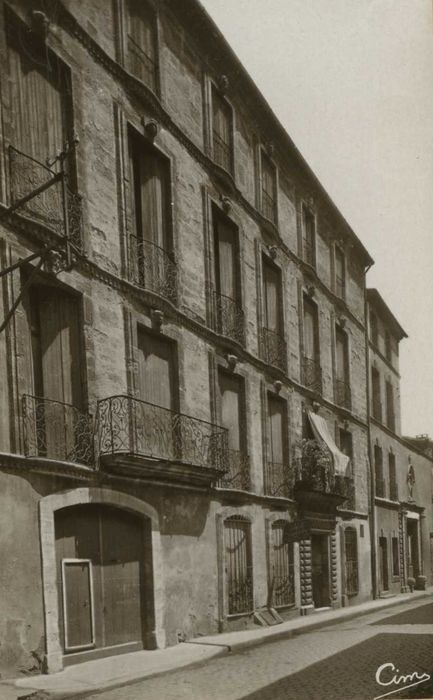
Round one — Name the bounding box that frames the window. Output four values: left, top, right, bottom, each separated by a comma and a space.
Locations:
302, 206, 316, 267
260, 151, 277, 224
217, 370, 249, 490
302, 297, 321, 392
211, 85, 233, 173
334, 247, 345, 299
344, 527, 359, 596
270, 522, 295, 607
261, 258, 285, 369
126, 0, 157, 91
385, 381, 395, 432
385, 331, 392, 363
224, 517, 253, 615
129, 132, 175, 298
212, 208, 243, 343
388, 452, 398, 501
371, 367, 382, 422
374, 444, 385, 498
264, 396, 289, 497
370, 311, 378, 346
392, 537, 400, 577
339, 429, 353, 470
335, 327, 350, 408
24, 284, 90, 463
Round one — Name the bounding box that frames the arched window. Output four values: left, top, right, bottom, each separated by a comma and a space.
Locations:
270, 521, 295, 607
344, 526, 359, 596
224, 516, 253, 615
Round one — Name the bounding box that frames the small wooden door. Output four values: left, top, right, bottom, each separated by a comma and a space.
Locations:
311, 534, 331, 608
379, 536, 389, 591
62, 560, 94, 651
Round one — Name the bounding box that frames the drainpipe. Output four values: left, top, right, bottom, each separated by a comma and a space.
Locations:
363, 261, 377, 599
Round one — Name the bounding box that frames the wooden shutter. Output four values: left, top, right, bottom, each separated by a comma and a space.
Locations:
263, 261, 280, 332
215, 216, 237, 301
218, 371, 241, 451
303, 300, 317, 360
268, 396, 284, 464
126, 0, 156, 88
138, 148, 167, 249
137, 330, 173, 410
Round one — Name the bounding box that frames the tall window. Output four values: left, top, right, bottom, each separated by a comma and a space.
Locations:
261, 258, 285, 369
261, 151, 277, 224
334, 247, 345, 298
385, 381, 395, 432
264, 396, 288, 497
344, 527, 359, 596
302, 297, 321, 392
335, 327, 350, 408
388, 452, 398, 501
212, 209, 243, 342
339, 429, 353, 471
129, 132, 174, 298
385, 331, 392, 363
126, 0, 157, 91
392, 536, 400, 577
211, 86, 233, 173
303, 206, 316, 267
371, 367, 382, 422
217, 370, 249, 490
374, 444, 385, 498
370, 311, 378, 346
224, 517, 253, 615
270, 522, 295, 607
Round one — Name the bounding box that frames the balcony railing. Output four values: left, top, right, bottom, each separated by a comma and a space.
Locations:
261, 189, 276, 224
22, 394, 94, 466
9, 146, 84, 253
375, 477, 386, 498
335, 379, 352, 410
302, 356, 322, 394
218, 449, 251, 491
212, 131, 232, 173
264, 461, 294, 499
97, 395, 228, 473
127, 35, 157, 91
345, 560, 359, 596
389, 481, 399, 501
129, 236, 177, 304
296, 441, 354, 503
212, 291, 245, 345
260, 327, 287, 372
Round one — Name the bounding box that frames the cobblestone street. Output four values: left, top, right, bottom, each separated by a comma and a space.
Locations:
83, 598, 433, 700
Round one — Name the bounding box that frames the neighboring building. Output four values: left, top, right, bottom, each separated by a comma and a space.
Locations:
367, 289, 433, 595
0, 0, 428, 681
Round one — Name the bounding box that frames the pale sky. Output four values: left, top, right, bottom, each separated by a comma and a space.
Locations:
201, 0, 433, 437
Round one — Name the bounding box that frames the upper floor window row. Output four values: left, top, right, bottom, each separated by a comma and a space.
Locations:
124, 0, 158, 92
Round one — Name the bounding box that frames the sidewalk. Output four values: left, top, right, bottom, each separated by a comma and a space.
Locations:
3, 590, 430, 700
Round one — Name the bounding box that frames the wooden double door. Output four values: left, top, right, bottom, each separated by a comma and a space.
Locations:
55, 505, 148, 660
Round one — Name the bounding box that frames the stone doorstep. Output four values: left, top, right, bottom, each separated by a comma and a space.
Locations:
4, 590, 431, 700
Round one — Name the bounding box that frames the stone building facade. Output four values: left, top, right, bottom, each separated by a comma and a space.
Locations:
367, 289, 433, 596
0, 0, 427, 680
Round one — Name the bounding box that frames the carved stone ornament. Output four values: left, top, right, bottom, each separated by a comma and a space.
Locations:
226, 353, 238, 371
31, 10, 50, 38
312, 401, 320, 413
338, 316, 346, 329
43, 249, 71, 276
266, 142, 275, 158
221, 195, 231, 213
274, 380, 282, 393
267, 245, 278, 260
142, 119, 159, 141
306, 284, 315, 298
219, 74, 229, 93
151, 309, 164, 330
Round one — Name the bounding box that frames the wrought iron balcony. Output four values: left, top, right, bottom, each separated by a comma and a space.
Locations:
129, 236, 177, 304
260, 327, 287, 372
228, 566, 253, 615
211, 291, 245, 345
9, 146, 84, 253
217, 449, 251, 491
301, 355, 322, 394
127, 35, 157, 91
389, 481, 399, 501
345, 560, 359, 596
22, 394, 94, 466
375, 477, 386, 498
97, 395, 228, 482
212, 131, 233, 173
264, 461, 294, 499
335, 379, 352, 410
294, 440, 355, 508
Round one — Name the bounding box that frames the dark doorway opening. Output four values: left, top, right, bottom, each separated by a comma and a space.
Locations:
311, 534, 331, 608
379, 536, 389, 591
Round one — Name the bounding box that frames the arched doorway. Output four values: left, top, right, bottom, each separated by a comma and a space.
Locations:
55, 504, 153, 663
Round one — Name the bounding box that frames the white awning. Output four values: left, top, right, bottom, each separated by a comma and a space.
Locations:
308, 412, 350, 476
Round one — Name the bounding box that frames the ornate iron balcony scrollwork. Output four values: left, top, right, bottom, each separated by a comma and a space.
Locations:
335, 379, 352, 410
211, 291, 246, 346
301, 355, 322, 394
228, 567, 253, 615
97, 395, 228, 473
345, 559, 359, 596
264, 461, 294, 499
260, 327, 287, 372
217, 449, 251, 491
129, 236, 177, 304
22, 394, 94, 466
296, 440, 355, 503
271, 571, 295, 608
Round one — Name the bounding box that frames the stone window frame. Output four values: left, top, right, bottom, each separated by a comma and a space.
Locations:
332, 241, 346, 301
203, 76, 236, 177
331, 316, 352, 407
299, 199, 318, 269
298, 285, 322, 389
260, 378, 292, 498
114, 108, 178, 284
254, 143, 279, 227
265, 514, 298, 610
113, 0, 162, 97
